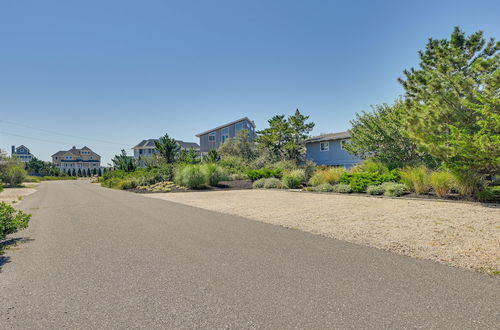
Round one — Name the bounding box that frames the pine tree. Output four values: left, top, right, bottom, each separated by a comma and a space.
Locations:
72, 168, 76, 176
399, 27, 499, 175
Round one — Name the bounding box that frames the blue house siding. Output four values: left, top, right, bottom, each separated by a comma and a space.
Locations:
306, 140, 360, 168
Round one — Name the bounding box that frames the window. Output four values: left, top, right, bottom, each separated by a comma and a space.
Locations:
320, 142, 329, 152
235, 122, 243, 133
221, 127, 229, 144
208, 133, 216, 148
340, 140, 348, 150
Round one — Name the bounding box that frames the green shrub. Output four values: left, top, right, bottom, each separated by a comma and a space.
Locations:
116, 177, 139, 190
0, 183, 3, 193
333, 183, 352, 193
429, 171, 455, 197
475, 186, 500, 203
174, 165, 206, 188
270, 160, 298, 172
201, 163, 228, 186
366, 185, 384, 195
350, 159, 389, 175
453, 171, 486, 196
246, 168, 282, 181
263, 178, 283, 189
252, 178, 267, 188
339, 172, 381, 192
0, 202, 31, 244
302, 160, 317, 182
313, 183, 334, 192
281, 169, 305, 189
400, 165, 431, 195
382, 182, 407, 197
0, 164, 27, 186
308, 167, 346, 186
219, 156, 250, 175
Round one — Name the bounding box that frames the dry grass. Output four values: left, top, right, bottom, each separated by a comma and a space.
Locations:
146, 190, 500, 275
0, 183, 38, 204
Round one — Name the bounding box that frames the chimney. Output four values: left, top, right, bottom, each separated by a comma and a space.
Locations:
11, 145, 15, 155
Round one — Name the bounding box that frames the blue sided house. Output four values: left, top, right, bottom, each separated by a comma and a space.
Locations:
305, 131, 361, 168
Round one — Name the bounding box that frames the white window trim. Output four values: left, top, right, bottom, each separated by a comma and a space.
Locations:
320, 142, 329, 152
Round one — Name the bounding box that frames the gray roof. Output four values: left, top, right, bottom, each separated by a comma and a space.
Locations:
132, 139, 200, 150
304, 131, 351, 143
51, 146, 101, 158
195, 117, 256, 137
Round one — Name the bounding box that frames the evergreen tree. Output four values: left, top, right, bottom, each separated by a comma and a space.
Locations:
154, 133, 180, 163
98, 168, 102, 176
399, 27, 499, 175
87, 168, 91, 177
256, 109, 315, 161
345, 100, 437, 168
71, 168, 76, 176
77, 168, 82, 177
92, 168, 97, 176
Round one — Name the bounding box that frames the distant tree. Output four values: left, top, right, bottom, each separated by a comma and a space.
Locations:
98, 168, 102, 176
256, 109, 315, 162
77, 168, 82, 177
345, 100, 437, 168
177, 148, 200, 164
204, 149, 220, 163
86, 168, 91, 177
154, 133, 180, 163
102, 168, 107, 175
111, 150, 137, 171
219, 129, 256, 162
25, 157, 46, 175
71, 168, 76, 176
399, 26, 500, 175
92, 168, 97, 176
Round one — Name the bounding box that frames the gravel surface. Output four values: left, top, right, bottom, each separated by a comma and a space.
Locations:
147, 190, 500, 275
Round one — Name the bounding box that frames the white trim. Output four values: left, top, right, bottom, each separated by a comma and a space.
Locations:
320, 142, 329, 152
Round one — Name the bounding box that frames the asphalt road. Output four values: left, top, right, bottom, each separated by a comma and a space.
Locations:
1, 181, 499, 329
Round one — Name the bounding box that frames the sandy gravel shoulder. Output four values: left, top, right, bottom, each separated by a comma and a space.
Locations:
0, 183, 39, 204
145, 190, 500, 275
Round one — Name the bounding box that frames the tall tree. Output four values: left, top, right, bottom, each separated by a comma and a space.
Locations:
345, 101, 437, 168
154, 133, 180, 163
111, 150, 137, 171
256, 109, 315, 161
283, 109, 315, 161
399, 27, 499, 174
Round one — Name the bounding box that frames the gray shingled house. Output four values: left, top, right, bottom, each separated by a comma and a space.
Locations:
195, 117, 256, 155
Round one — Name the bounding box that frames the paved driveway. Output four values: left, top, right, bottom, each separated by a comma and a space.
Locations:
1, 181, 499, 329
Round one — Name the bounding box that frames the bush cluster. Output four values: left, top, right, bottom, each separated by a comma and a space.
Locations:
246, 168, 282, 181
281, 169, 305, 189
0, 202, 31, 253
313, 183, 334, 192
339, 170, 399, 193
308, 167, 346, 186
174, 164, 228, 188
101, 165, 174, 190
333, 183, 352, 193
252, 177, 283, 189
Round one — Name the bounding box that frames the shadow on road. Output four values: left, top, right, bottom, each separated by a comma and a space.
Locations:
0, 237, 34, 272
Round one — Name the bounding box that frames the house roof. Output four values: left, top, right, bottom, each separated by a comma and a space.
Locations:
195, 117, 256, 137
132, 139, 200, 150
51, 146, 101, 158
304, 131, 351, 143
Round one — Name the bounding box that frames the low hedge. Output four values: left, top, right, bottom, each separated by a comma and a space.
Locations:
246, 168, 282, 181
339, 170, 400, 193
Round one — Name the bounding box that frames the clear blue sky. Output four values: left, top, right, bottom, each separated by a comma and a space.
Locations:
1, 0, 499, 164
